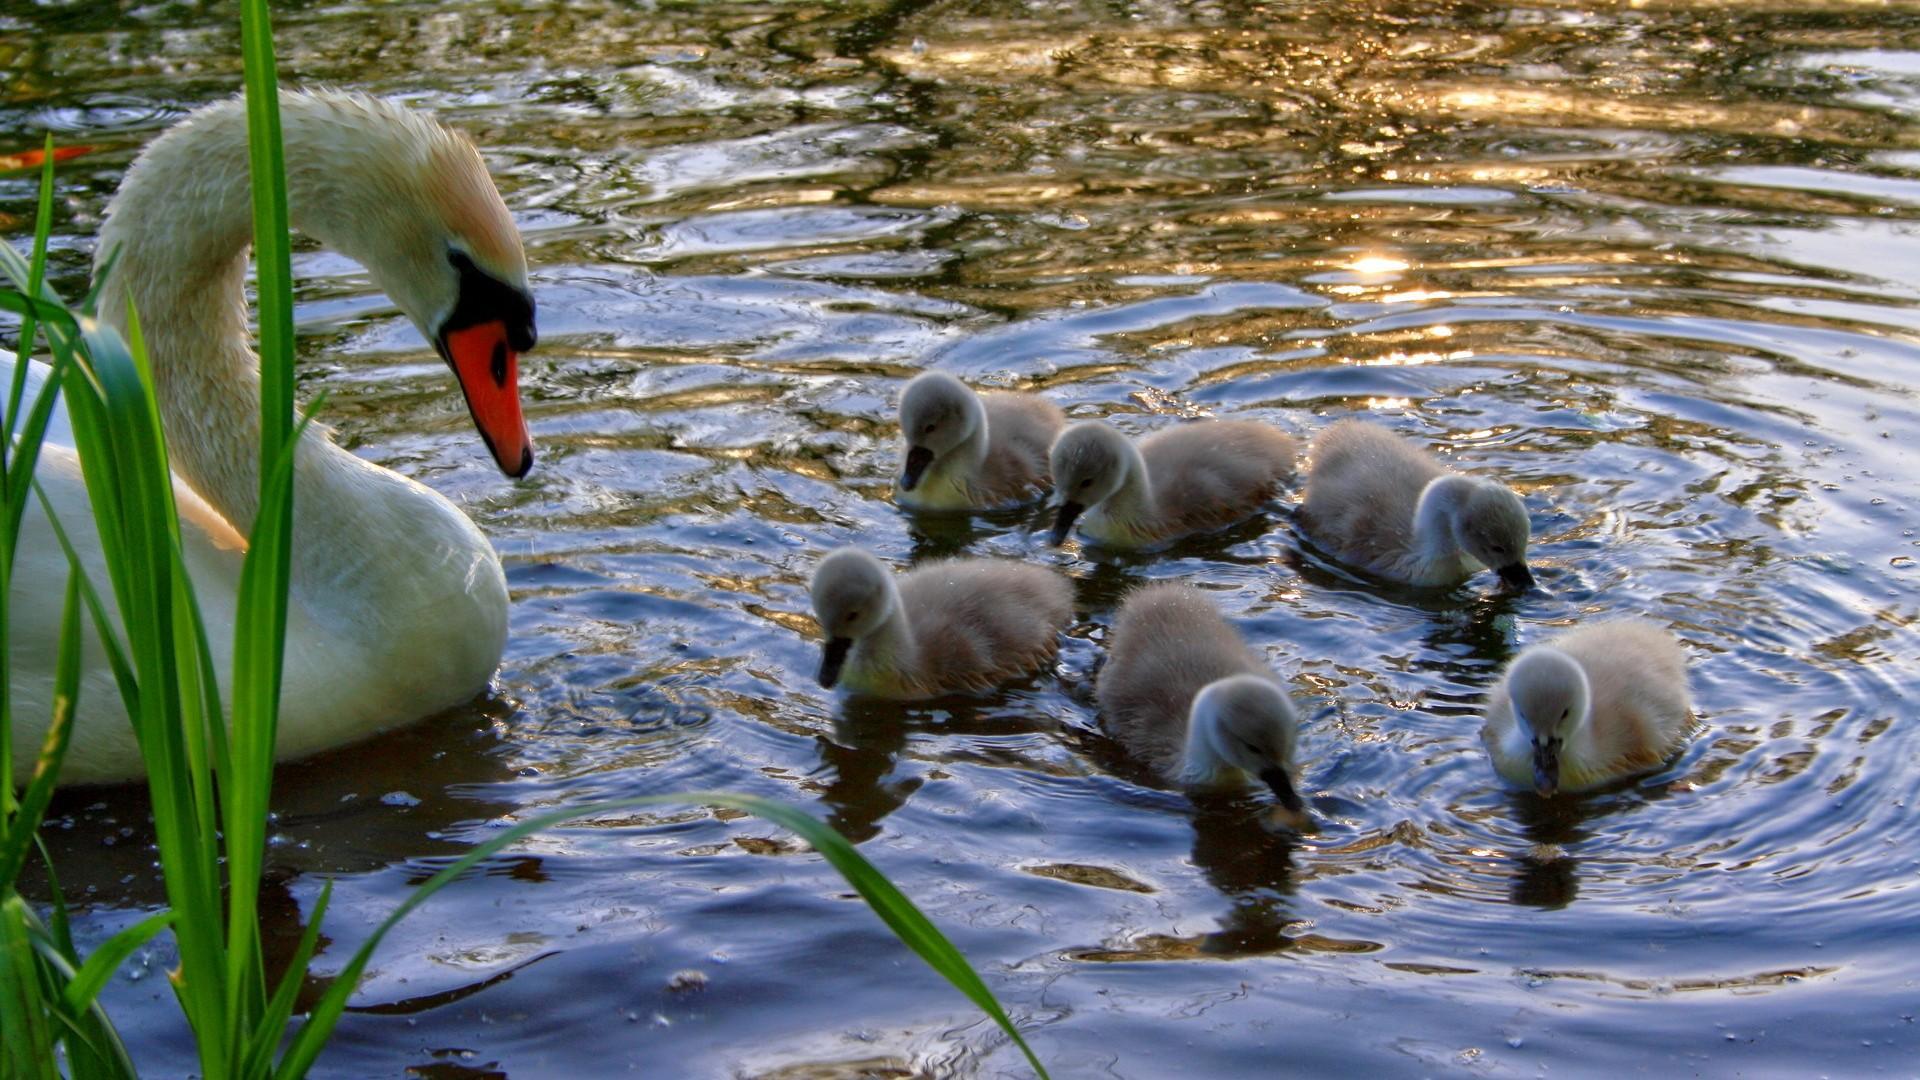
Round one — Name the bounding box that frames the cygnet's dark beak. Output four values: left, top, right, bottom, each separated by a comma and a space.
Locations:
818, 636, 852, 688
1259, 767, 1312, 832
900, 445, 934, 491
1532, 739, 1561, 797
1499, 562, 1537, 591
1049, 501, 1086, 546
1259, 767, 1305, 813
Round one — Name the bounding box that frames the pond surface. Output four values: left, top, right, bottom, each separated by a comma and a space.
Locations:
5, 0, 1920, 1075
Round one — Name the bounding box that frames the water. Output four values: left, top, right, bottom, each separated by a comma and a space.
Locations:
5, 0, 1920, 1074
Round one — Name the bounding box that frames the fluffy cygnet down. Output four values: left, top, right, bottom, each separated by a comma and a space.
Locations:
1097, 582, 1309, 826
1048, 418, 1297, 549
895, 371, 1065, 512
1481, 619, 1693, 796
809, 546, 1073, 699
1300, 418, 1534, 589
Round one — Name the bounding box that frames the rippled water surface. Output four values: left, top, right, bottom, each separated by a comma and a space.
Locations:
6, 0, 1920, 1074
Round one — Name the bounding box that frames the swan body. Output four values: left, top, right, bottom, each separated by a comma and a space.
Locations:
1300, 419, 1533, 589
894, 371, 1064, 511
1481, 620, 1693, 795
1097, 583, 1307, 821
809, 547, 1072, 699
1048, 418, 1297, 549
4, 91, 538, 785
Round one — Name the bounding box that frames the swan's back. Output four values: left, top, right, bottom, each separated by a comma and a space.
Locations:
1553, 620, 1692, 772
3, 351, 257, 782
895, 558, 1073, 694
974, 392, 1065, 506
1301, 419, 1442, 570
1138, 420, 1296, 537
1097, 583, 1271, 780
0, 350, 73, 448
1482, 620, 1692, 791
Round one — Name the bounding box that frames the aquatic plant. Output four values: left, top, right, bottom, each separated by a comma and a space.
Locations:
0, 1, 1048, 1075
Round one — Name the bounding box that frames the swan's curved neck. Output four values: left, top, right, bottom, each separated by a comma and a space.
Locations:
89, 96, 505, 674
1410, 475, 1479, 578
954, 404, 991, 474
859, 581, 919, 676
928, 403, 992, 493
1178, 708, 1233, 787
94, 96, 399, 530
1095, 439, 1157, 534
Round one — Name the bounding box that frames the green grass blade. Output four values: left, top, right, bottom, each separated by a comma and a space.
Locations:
276, 793, 1048, 1080
228, 2, 299, 1056
4, 351, 73, 562
59, 312, 232, 1076
239, 0, 295, 465
21, 907, 142, 1080
0, 895, 60, 1080
0, 574, 83, 884
76, 247, 119, 320
3, 133, 58, 452
31, 481, 141, 718
0, 138, 60, 817
243, 880, 331, 1078
58, 909, 174, 1015
29, 837, 74, 962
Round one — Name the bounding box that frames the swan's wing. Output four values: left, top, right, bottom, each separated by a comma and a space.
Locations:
0, 349, 76, 449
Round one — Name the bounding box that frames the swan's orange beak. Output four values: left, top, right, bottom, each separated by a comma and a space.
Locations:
442, 319, 534, 478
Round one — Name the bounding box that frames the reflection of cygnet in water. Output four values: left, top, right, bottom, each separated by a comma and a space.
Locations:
1481, 620, 1693, 796
893, 371, 1064, 512
1047, 418, 1297, 549
1096, 583, 1311, 830
1301, 418, 1534, 590
808, 547, 1072, 700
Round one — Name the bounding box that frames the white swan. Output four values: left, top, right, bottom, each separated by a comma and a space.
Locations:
3, 91, 537, 785
1481, 620, 1693, 796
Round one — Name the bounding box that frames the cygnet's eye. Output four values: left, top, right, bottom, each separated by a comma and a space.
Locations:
1078, 478, 1092, 490
922, 422, 937, 435
842, 610, 860, 625
1560, 708, 1569, 721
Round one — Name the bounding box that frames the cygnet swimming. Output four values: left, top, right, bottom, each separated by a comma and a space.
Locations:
1097, 583, 1309, 826
1481, 619, 1693, 795
1300, 419, 1534, 589
1049, 418, 1297, 549
809, 547, 1073, 699
895, 371, 1065, 512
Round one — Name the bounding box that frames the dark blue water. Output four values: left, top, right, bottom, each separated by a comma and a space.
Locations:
5, 0, 1919, 1075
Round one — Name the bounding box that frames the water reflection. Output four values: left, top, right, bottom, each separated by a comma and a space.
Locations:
7, 0, 1920, 1073
1186, 796, 1303, 956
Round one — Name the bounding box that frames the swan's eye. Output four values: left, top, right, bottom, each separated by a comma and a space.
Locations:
923, 423, 936, 435
1078, 478, 1092, 490
1560, 708, 1570, 721
843, 611, 860, 624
